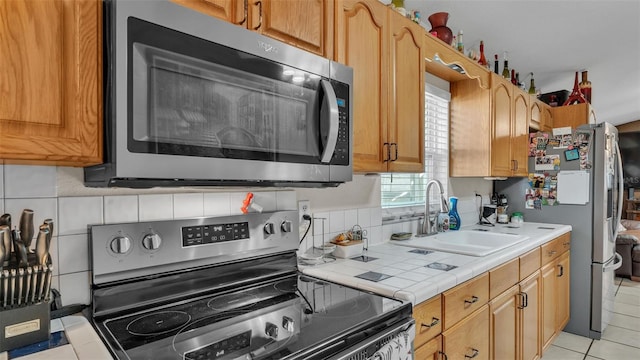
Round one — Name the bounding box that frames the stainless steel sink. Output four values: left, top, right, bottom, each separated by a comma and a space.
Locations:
393, 229, 529, 257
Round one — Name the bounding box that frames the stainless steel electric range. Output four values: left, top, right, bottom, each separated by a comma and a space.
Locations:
89, 210, 414, 360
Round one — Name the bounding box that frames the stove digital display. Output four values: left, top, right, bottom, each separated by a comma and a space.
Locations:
182, 222, 250, 247
184, 330, 251, 359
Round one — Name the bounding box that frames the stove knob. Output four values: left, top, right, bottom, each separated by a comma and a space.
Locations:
264, 223, 276, 236
110, 236, 131, 254
282, 316, 295, 332
265, 322, 278, 339
281, 220, 292, 233
142, 233, 162, 251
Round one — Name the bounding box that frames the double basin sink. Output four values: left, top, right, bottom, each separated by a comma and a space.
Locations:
393, 229, 529, 257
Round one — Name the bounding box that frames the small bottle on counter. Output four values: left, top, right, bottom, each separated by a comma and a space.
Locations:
449, 197, 461, 230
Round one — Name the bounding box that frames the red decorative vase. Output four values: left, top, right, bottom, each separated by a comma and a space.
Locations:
428, 12, 453, 44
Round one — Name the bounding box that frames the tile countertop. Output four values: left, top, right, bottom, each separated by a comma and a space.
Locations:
301, 222, 572, 306
0, 315, 111, 360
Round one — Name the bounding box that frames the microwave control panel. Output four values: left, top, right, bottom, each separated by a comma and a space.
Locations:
332, 80, 350, 166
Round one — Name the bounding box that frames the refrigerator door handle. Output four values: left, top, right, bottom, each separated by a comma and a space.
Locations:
613, 141, 624, 241
603, 253, 623, 272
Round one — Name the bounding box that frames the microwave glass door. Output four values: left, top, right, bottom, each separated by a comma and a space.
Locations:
128, 17, 335, 165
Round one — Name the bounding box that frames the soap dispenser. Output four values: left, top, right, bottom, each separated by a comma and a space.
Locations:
449, 196, 461, 230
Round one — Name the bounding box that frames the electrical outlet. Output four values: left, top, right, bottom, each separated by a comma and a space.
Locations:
298, 200, 311, 222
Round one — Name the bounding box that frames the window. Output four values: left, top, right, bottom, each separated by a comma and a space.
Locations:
381, 82, 450, 209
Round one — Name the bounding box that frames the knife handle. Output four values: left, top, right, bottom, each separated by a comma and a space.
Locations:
43, 265, 53, 302
0, 227, 6, 268
36, 226, 50, 266
12, 230, 29, 268
19, 209, 34, 249
0, 225, 11, 262
2, 270, 8, 308
31, 266, 40, 304
17, 268, 24, 306
25, 267, 32, 306
9, 269, 16, 307
37, 265, 46, 303
43, 219, 54, 248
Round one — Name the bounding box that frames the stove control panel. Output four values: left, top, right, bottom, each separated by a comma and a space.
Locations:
182, 222, 250, 247
91, 211, 299, 285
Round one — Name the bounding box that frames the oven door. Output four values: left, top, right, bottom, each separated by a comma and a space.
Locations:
332, 319, 415, 360
102, 0, 352, 186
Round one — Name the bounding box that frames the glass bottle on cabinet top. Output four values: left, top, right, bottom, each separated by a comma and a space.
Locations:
494, 54, 499, 74
528, 72, 536, 94
478, 40, 488, 68
457, 30, 464, 52
502, 51, 510, 79
579, 70, 592, 103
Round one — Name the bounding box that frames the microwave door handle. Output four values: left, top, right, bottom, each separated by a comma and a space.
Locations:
320, 79, 339, 164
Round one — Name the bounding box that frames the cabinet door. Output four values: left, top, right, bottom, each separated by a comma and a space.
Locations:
249, 0, 333, 57
388, 14, 424, 172
336, 0, 388, 172
491, 75, 513, 176
414, 295, 442, 348
0, 0, 102, 166
171, 0, 245, 24
520, 271, 541, 360
443, 305, 490, 360
556, 251, 570, 331
489, 285, 519, 360
530, 100, 543, 131
512, 89, 530, 176
542, 104, 553, 132
415, 334, 442, 360
540, 262, 556, 351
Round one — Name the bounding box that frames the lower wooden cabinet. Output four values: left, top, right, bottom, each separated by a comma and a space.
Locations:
541, 250, 570, 352
414, 334, 442, 360
520, 270, 542, 360
442, 305, 490, 360
411, 233, 570, 360
489, 285, 519, 360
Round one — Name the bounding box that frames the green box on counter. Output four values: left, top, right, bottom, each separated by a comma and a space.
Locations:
0, 302, 50, 352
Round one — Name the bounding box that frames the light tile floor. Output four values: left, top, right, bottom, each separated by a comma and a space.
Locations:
542, 277, 640, 360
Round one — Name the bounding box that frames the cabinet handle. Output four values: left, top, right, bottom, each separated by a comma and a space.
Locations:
557, 264, 564, 277
563, 242, 570, 246
464, 295, 479, 305
438, 351, 449, 360
253, 1, 262, 30
237, 0, 248, 25
383, 143, 390, 162
420, 317, 440, 329
392, 143, 398, 161
517, 292, 528, 309
512, 159, 518, 171
464, 348, 479, 359
548, 250, 557, 257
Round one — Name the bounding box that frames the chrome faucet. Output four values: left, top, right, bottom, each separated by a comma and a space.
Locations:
416, 180, 449, 237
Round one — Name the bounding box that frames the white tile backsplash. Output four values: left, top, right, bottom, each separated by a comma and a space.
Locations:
138, 194, 173, 221
173, 193, 204, 219
329, 210, 345, 233
58, 234, 90, 275
58, 197, 103, 235
203, 193, 231, 217
312, 212, 330, 236
3, 165, 57, 198
344, 209, 358, 230
357, 208, 371, 227
49, 236, 59, 276
104, 195, 139, 223
59, 271, 91, 306
276, 191, 297, 210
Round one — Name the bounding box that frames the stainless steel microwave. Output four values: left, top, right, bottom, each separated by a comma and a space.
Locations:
85, 0, 353, 188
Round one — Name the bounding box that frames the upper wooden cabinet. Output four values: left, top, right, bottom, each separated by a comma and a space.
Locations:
336, 0, 424, 173
491, 74, 529, 177
450, 74, 528, 177
551, 102, 596, 129
172, 0, 333, 57
0, 0, 102, 166
530, 97, 553, 132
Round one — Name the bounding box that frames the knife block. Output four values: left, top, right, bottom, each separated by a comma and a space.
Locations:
0, 301, 50, 352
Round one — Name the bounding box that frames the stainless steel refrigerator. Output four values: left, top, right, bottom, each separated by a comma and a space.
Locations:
495, 122, 623, 339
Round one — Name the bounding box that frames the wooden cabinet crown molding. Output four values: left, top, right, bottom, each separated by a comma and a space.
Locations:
423, 32, 490, 89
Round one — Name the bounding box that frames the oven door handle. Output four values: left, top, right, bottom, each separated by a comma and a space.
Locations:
320, 79, 339, 164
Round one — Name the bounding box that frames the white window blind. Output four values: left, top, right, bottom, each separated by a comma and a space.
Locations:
381, 83, 450, 208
